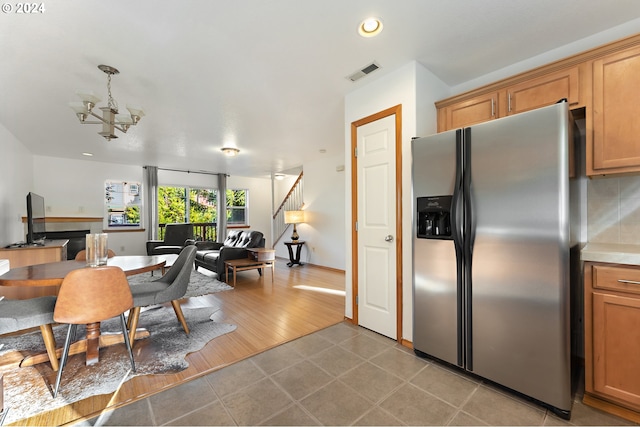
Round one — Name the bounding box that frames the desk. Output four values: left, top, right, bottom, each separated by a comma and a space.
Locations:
284, 241, 305, 267
0, 256, 165, 367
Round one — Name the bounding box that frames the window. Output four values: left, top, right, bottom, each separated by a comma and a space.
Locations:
158, 186, 219, 224
226, 189, 248, 225
105, 180, 142, 228
157, 186, 218, 241
156, 186, 248, 237
189, 188, 217, 223
158, 186, 187, 223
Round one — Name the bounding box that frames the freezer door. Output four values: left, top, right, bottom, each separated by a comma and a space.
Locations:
412, 131, 460, 366
467, 103, 571, 411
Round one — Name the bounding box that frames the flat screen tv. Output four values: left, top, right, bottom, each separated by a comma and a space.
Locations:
26, 192, 46, 245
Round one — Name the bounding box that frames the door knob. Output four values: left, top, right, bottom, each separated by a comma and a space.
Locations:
385, 235, 394, 242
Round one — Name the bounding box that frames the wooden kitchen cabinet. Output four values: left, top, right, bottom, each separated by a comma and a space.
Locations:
502, 66, 580, 116
590, 44, 640, 175
436, 67, 581, 132
438, 92, 499, 131
584, 262, 640, 423
436, 34, 640, 177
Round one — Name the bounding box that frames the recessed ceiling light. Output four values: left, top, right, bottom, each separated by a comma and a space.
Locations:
82, 152, 93, 156
221, 147, 240, 157
358, 17, 383, 37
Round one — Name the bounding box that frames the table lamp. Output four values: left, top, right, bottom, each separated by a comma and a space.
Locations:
284, 210, 305, 241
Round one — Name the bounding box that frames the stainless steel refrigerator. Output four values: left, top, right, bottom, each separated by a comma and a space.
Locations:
412, 102, 578, 418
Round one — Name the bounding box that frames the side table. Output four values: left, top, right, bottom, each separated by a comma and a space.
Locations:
284, 241, 305, 267
224, 251, 275, 287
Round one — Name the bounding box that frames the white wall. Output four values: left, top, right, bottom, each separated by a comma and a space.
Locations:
0, 124, 34, 247
226, 175, 272, 246
274, 153, 346, 270
344, 61, 449, 341
33, 156, 146, 254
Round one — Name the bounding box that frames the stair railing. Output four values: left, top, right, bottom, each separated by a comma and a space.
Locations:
273, 171, 304, 244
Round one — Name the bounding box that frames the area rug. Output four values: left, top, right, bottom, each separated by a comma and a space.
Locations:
0, 307, 236, 425
128, 268, 232, 298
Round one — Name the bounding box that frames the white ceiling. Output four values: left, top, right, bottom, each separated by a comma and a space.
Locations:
2, 0, 639, 178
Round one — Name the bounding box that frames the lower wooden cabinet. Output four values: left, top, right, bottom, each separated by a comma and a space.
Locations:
584, 262, 640, 422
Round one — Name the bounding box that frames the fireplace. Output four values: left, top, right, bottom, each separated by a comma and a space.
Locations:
45, 230, 90, 260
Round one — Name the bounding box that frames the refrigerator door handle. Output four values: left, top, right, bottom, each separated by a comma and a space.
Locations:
451, 129, 465, 367
463, 127, 474, 371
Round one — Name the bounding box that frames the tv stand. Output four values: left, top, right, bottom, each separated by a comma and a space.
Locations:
0, 239, 68, 269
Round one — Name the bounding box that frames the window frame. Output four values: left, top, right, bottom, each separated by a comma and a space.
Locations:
104, 180, 143, 230
226, 188, 248, 226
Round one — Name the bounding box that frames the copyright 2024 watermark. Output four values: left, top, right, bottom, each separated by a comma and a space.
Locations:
2, 2, 45, 13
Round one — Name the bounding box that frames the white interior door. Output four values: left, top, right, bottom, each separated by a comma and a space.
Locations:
356, 114, 397, 339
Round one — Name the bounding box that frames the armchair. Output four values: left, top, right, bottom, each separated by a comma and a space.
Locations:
194, 230, 265, 280
146, 223, 194, 256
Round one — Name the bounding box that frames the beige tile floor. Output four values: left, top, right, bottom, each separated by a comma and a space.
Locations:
81, 322, 635, 426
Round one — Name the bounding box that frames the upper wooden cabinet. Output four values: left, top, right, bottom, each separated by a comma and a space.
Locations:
437, 67, 580, 132
502, 67, 579, 116
438, 92, 499, 130
435, 33, 640, 177
590, 44, 640, 175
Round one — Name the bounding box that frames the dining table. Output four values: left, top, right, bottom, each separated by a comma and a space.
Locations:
0, 255, 166, 367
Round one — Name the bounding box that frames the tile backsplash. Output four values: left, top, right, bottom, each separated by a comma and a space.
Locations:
588, 175, 640, 243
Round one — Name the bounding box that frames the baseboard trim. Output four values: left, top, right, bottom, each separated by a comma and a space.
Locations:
274, 256, 345, 273
583, 394, 640, 423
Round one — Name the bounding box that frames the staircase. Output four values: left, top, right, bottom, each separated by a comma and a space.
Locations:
273, 171, 304, 244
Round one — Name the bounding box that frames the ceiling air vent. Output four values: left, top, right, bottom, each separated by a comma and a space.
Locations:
347, 62, 381, 82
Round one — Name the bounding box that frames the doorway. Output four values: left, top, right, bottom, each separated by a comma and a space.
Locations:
351, 105, 402, 341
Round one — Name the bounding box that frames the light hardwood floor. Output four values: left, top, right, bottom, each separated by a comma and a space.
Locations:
12, 259, 346, 426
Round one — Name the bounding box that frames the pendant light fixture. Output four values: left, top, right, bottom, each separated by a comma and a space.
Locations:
69, 65, 145, 141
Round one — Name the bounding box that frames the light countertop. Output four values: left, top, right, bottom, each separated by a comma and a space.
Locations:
581, 243, 640, 265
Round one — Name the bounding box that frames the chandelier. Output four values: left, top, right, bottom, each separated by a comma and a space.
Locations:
69, 65, 145, 141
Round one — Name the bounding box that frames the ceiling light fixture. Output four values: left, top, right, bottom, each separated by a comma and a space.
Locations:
274, 173, 285, 180
69, 65, 145, 141
221, 147, 240, 157
358, 17, 383, 37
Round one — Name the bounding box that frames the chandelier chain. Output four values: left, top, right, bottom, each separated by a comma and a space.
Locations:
106, 73, 119, 112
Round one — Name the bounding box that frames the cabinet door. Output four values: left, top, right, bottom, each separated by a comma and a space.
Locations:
504, 67, 579, 116
442, 92, 498, 131
592, 45, 640, 173
592, 292, 640, 408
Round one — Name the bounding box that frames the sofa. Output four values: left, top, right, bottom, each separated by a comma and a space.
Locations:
146, 223, 194, 256
194, 230, 265, 280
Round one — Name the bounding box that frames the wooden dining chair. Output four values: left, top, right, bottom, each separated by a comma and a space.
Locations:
74, 249, 116, 261
52, 266, 135, 398
127, 245, 197, 346
0, 297, 59, 371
